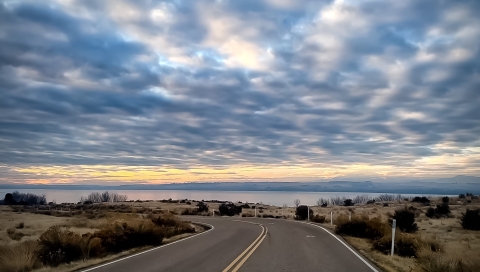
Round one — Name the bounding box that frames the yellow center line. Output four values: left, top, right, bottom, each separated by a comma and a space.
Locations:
222, 224, 266, 272
231, 227, 268, 272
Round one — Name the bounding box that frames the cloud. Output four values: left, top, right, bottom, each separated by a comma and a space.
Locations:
0, 0, 479, 183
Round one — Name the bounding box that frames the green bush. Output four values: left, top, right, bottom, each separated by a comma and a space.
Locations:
461, 209, 480, 230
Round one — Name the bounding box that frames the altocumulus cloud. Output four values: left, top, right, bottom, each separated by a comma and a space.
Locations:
0, 0, 479, 183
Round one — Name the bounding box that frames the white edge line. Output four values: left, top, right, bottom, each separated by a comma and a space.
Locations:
302, 222, 379, 272
81, 222, 214, 272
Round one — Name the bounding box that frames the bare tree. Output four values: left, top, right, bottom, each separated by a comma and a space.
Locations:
294, 199, 301, 207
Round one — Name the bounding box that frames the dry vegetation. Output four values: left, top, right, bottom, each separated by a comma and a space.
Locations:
0, 198, 202, 272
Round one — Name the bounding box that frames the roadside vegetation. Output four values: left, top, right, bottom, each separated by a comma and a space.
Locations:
0, 192, 202, 272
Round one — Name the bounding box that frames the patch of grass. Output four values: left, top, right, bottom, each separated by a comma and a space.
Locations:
0, 240, 39, 272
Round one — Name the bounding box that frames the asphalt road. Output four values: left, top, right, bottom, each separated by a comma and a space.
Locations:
84, 218, 262, 272
84, 217, 379, 272
236, 218, 378, 272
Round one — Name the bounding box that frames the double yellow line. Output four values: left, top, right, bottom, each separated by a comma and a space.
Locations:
222, 223, 268, 272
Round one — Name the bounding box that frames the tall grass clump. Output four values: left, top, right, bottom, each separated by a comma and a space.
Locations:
0, 241, 39, 272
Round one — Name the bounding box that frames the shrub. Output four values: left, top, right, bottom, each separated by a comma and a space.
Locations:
426, 207, 436, 218
336, 216, 388, 240
435, 204, 450, 216
196, 202, 209, 213
461, 209, 480, 230
366, 200, 376, 205
15, 222, 25, 229
321, 202, 328, 207
38, 226, 84, 266
0, 240, 39, 272
442, 196, 449, 203
242, 213, 254, 217
343, 199, 354, 206
79, 191, 128, 203
7, 227, 25, 241
411, 197, 430, 205
93, 221, 163, 253
181, 208, 198, 215
373, 233, 419, 257
459, 194, 466, 199
295, 205, 313, 220
311, 214, 326, 223
390, 208, 418, 233
3, 191, 47, 205
218, 203, 242, 216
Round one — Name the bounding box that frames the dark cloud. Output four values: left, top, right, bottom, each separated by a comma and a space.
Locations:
0, 0, 479, 180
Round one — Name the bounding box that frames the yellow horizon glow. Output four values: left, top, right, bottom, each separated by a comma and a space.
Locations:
4, 152, 480, 184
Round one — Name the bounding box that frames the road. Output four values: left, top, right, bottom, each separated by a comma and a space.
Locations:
83, 217, 379, 272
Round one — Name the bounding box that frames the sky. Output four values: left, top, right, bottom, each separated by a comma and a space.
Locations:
0, 0, 479, 185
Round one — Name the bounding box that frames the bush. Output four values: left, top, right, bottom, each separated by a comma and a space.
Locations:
93, 221, 163, 253
344, 199, 354, 206
461, 209, 480, 230
7, 227, 25, 241
3, 191, 47, 205
426, 207, 436, 218
196, 202, 209, 213
38, 226, 86, 266
295, 205, 313, 220
181, 208, 198, 215
435, 204, 450, 215
366, 200, 376, 205
336, 216, 388, 240
442, 196, 449, 203
311, 214, 326, 223
218, 203, 242, 216
390, 208, 418, 233
459, 194, 466, 199
373, 233, 419, 257
15, 222, 25, 229
411, 197, 430, 205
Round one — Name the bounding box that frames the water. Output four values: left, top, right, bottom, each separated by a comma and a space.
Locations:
0, 189, 448, 206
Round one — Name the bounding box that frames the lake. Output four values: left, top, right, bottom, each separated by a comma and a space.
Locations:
0, 189, 448, 206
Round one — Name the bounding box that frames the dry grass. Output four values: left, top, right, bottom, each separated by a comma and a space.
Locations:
0, 240, 39, 272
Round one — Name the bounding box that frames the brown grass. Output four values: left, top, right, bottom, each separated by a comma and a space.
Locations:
0, 240, 39, 272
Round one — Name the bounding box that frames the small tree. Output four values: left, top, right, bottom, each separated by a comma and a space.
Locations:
442, 196, 449, 203
294, 199, 301, 208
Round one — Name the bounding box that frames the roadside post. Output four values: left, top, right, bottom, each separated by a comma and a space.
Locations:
255, 206, 257, 218
330, 211, 333, 225
391, 219, 396, 256
212, 208, 214, 217
349, 211, 351, 221
307, 206, 310, 222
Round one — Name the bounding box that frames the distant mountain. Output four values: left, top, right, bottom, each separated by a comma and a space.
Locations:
1, 176, 479, 195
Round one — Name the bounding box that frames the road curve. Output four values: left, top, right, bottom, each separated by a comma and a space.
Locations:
83, 218, 263, 272
236, 218, 379, 272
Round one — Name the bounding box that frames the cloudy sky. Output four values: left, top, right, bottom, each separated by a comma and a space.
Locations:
0, 0, 479, 184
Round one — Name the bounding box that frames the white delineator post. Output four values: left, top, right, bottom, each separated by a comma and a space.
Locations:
391, 219, 396, 256
349, 211, 351, 221
212, 209, 214, 217
307, 206, 310, 222
255, 206, 257, 218
330, 211, 333, 225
